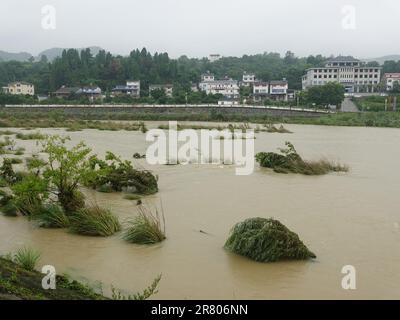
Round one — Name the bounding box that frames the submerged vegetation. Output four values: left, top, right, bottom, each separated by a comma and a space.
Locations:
123, 205, 166, 245
84, 152, 158, 195
31, 204, 70, 229
256, 142, 348, 175
225, 218, 316, 263
69, 205, 121, 237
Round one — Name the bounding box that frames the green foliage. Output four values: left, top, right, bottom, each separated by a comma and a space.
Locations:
69, 205, 121, 237
256, 142, 348, 175
11, 174, 49, 216
111, 275, 161, 300
225, 218, 316, 262
84, 152, 158, 195
123, 205, 166, 245
13, 247, 41, 271
41, 135, 92, 213
15, 132, 46, 140
31, 204, 70, 228
302, 82, 345, 107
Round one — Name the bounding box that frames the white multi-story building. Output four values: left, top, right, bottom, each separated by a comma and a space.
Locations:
270, 80, 289, 101
199, 78, 240, 99
302, 56, 382, 93
242, 72, 256, 86
2, 81, 35, 96
383, 73, 400, 91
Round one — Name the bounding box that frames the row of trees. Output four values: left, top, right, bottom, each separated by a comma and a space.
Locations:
0, 49, 334, 95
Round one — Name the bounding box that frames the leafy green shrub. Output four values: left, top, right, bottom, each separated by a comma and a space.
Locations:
13, 247, 41, 271
123, 205, 166, 245
84, 152, 158, 195
69, 205, 121, 237
11, 174, 49, 216
32, 204, 70, 228
225, 218, 316, 262
256, 142, 348, 175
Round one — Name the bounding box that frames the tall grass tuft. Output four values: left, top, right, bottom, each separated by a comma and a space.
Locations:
13, 247, 41, 271
123, 204, 166, 245
32, 204, 70, 229
69, 205, 121, 237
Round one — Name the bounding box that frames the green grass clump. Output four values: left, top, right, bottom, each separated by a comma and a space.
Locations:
8, 158, 23, 164
123, 205, 166, 245
32, 204, 70, 228
14, 147, 25, 156
225, 218, 316, 263
123, 194, 142, 201
15, 132, 46, 140
256, 142, 348, 175
13, 247, 41, 271
69, 205, 121, 237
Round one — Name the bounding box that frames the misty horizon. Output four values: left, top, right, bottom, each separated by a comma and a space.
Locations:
2, 0, 400, 59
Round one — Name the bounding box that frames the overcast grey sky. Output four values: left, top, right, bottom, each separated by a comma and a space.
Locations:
1, 0, 399, 58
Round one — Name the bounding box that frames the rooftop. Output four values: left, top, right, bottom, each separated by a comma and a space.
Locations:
327, 56, 360, 63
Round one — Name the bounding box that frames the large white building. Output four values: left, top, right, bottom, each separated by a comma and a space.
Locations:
199, 78, 240, 99
302, 56, 382, 93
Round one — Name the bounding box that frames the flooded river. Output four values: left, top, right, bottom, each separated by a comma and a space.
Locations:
1, 122, 400, 299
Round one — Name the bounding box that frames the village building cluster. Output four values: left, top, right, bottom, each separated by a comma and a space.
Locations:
2, 56, 400, 105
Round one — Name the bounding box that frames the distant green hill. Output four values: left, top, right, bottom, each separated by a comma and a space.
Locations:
0, 50, 32, 62
364, 55, 400, 65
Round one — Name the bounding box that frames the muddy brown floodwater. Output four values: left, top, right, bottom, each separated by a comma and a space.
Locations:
1, 122, 400, 299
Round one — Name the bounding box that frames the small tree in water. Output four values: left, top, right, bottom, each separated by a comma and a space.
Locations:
41, 136, 92, 214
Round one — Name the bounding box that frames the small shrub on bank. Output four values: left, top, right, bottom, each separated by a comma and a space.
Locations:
123, 205, 166, 245
123, 194, 142, 201
225, 218, 316, 263
13, 247, 41, 271
256, 142, 348, 175
69, 205, 121, 237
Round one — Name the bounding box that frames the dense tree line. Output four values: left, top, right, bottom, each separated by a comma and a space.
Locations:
0, 48, 333, 95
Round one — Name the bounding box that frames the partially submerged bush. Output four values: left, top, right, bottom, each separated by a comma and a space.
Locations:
123, 205, 166, 245
11, 174, 49, 216
32, 204, 70, 229
256, 142, 348, 175
13, 247, 41, 271
84, 152, 158, 195
225, 218, 316, 263
69, 205, 121, 237
123, 194, 142, 201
